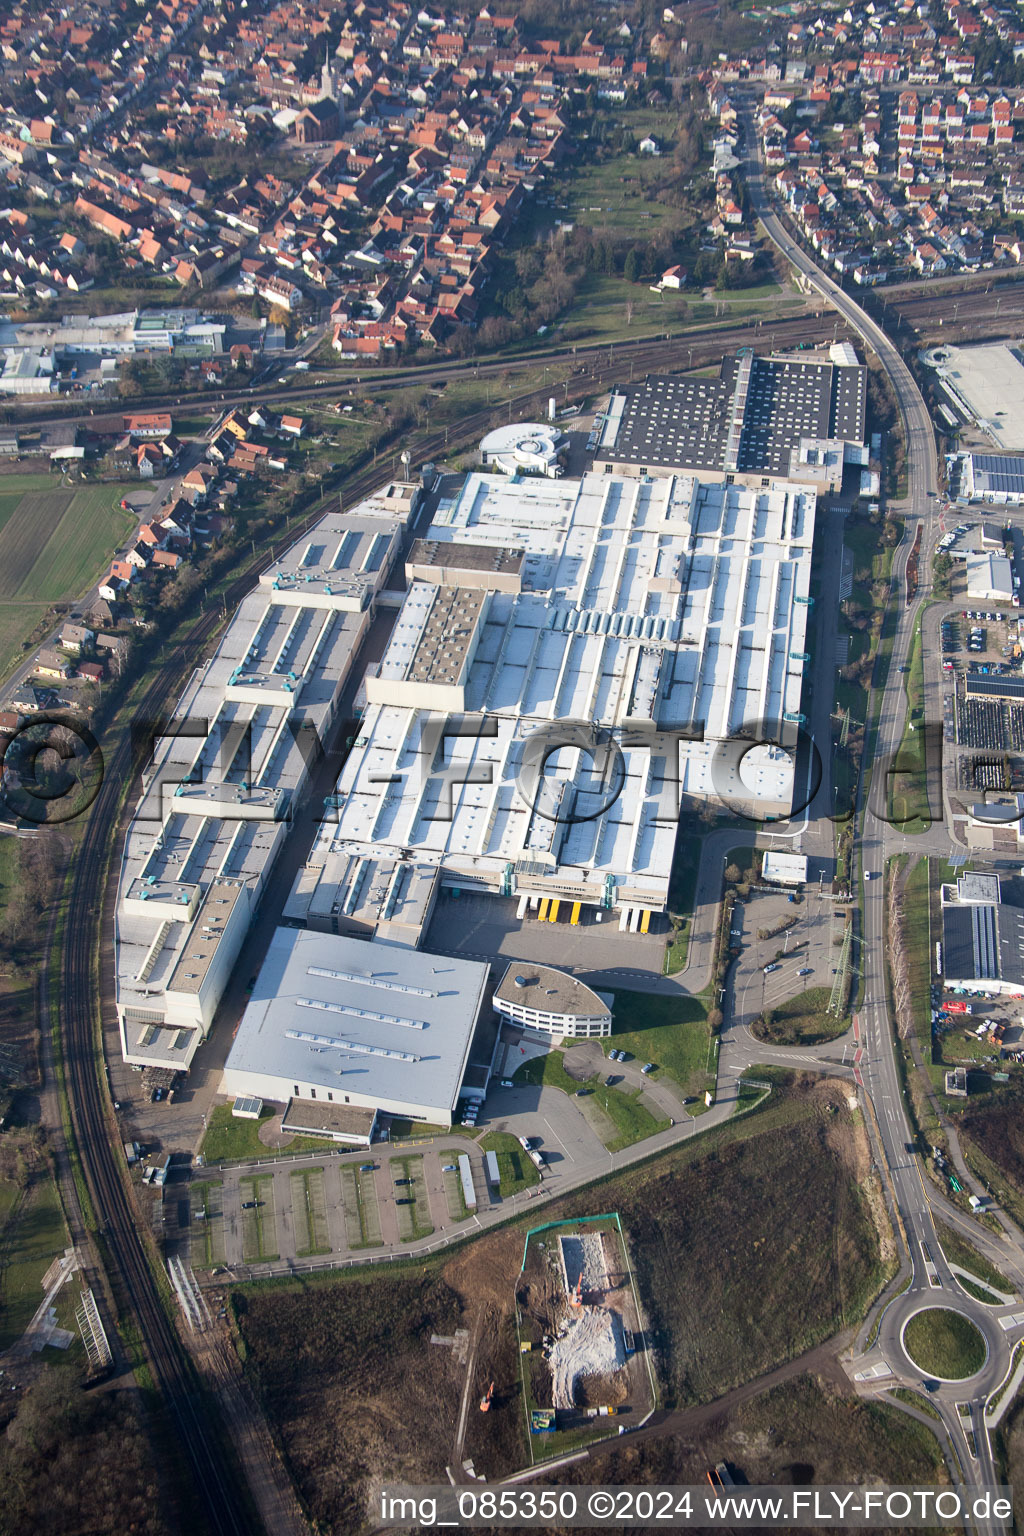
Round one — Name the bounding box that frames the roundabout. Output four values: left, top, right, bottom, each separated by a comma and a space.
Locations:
901, 1306, 989, 1383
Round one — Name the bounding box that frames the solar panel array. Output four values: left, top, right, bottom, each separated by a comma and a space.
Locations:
605, 354, 867, 476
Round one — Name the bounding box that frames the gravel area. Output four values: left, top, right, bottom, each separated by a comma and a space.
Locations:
549, 1307, 626, 1409
559, 1233, 609, 1296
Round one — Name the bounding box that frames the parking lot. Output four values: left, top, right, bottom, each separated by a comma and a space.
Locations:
183, 1065, 645, 1275
188, 1140, 503, 1273
727, 883, 844, 1026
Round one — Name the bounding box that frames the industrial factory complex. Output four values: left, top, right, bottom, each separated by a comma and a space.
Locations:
114, 349, 865, 1132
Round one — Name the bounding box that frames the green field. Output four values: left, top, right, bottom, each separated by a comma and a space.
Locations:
0, 1171, 69, 1350
192, 1181, 226, 1269
0, 474, 135, 678
0, 478, 135, 601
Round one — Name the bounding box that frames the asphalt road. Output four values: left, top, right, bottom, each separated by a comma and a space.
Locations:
738, 90, 1021, 1519
53, 92, 1024, 1527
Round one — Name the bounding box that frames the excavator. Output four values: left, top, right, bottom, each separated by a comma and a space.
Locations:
479, 1381, 495, 1413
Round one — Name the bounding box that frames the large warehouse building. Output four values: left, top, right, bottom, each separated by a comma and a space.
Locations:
595, 344, 867, 486
288, 456, 817, 939
941, 873, 1024, 996
113, 490, 419, 1074
221, 928, 493, 1137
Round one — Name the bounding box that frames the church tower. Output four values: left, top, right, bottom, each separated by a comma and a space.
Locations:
319, 44, 344, 129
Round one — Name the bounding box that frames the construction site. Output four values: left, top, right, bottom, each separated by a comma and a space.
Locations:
515, 1217, 653, 1445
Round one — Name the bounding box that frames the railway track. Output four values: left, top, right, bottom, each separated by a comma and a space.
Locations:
16, 309, 853, 433
10, 276, 1024, 439
58, 357, 629, 1530
53, 291, 950, 1523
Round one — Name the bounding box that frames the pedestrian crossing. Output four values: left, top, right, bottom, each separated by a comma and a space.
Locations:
839, 548, 854, 601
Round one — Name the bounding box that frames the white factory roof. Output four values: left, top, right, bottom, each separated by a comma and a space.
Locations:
224, 928, 488, 1118
966, 551, 1014, 600
309, 465, 816, 913
115, 499, 403, 1056
925, 343, 1024, 452
479, 422, 564, 476
761, 850, 808, 885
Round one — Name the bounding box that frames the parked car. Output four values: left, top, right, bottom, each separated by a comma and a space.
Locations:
641, 1062, 656, 1074
764, 963, 779, 974
498, 1078, 514, 1088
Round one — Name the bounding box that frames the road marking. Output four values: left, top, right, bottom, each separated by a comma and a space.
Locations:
854, 1361, 893, 1381
542, 1117, 571, 1157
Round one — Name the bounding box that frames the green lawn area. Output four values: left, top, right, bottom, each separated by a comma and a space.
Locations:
191, 1181, 225, 1269
479, 1131, 540, 1197
557, 270, 692, 346
291, 1168, 331, 1258
549, 268, 799, 350
887, 623, 933, 833
0, 479, 135, 601
389, 1154, 433, 1242
558, 115, 688, 235
174, 414, 216, 437
440, 1162, 473, 1220
199, 1104, 327, 1164
665, 832, 701, 973
385, 1118, 451, 1142
591, 1081, 670, 1152
608, 988, 711, 1097
339, 1165, 383, 1249
0, 603, 50, 684
902, 858, 934, 1064
0, 1172, 69, 1350
902, 1307, 986, 1380
513, 1049, 582, 1097
753, 986, 849, 1047
239, 1175, 278, 1264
